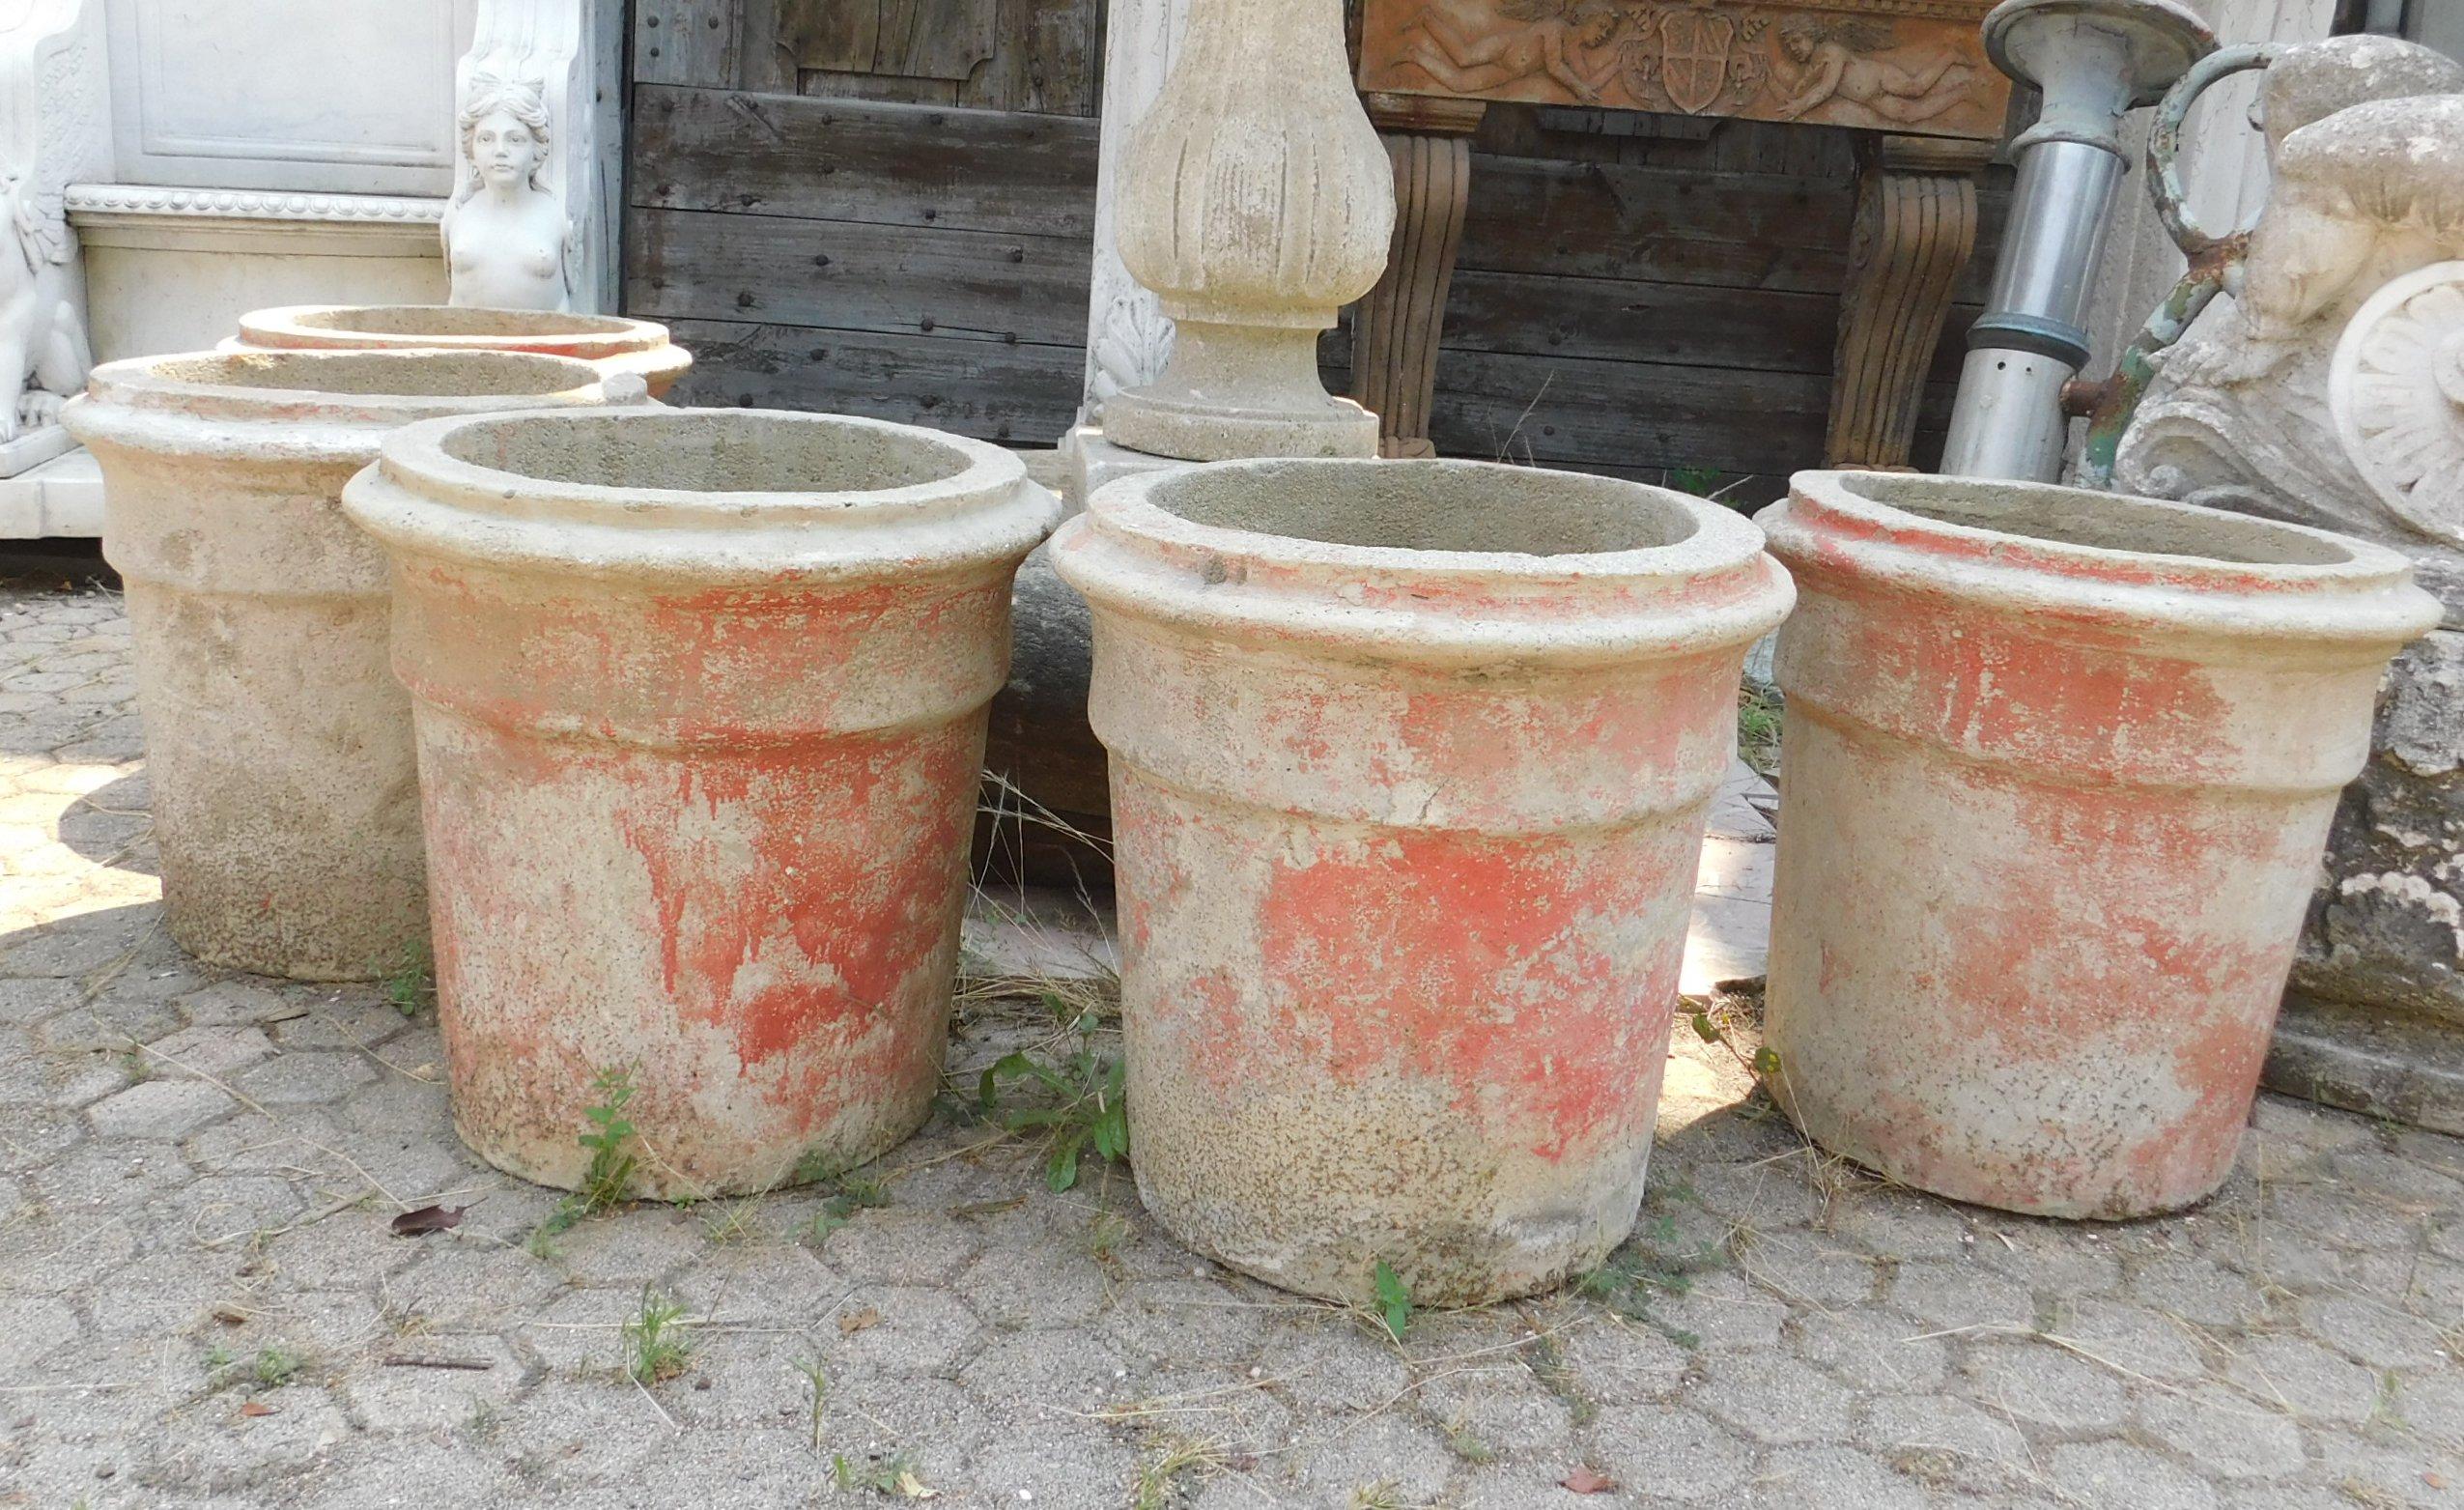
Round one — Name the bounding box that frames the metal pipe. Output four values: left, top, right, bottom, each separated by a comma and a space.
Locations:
1941, 0, 2215, 480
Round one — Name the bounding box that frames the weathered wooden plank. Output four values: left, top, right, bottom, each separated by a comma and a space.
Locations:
661, 318, 1085, 444
628, 206, 1092, 345
631, 86, 1099, 238
736, 0, 799, 94
1459, 150, 2002, 301
957, 0, 1102, 116
1438, 267, 1974, 382
799, 69, 961, 105
634, 0, 740, 88
1355, 345, 1959, 476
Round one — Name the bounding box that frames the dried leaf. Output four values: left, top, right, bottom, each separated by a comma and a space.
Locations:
239, 1400, 277, 1418
894, 1469, 937, 1499
390, 1204, 467, 1237
837, 1305, 882, 1335
1561, 1467, 1616, 1494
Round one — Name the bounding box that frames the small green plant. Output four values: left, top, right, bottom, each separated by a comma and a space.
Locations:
793, 1356, 828, 1450
1444, 1425, 1496, 1465
1575, 1214, 1726, 1349
1736, 682, 1783, 778
1522, 1330, 1598, 1427
622, 1288, 691, 1383
701, 1198, 762, 1244
977, 1007, 1129, 1192
122, 1047, 152, 1084
1351, 1481, 1407, 1510
1373, 1261, 1412, 1342
831, 1450, 927, 1496
1664, 465, 1722, 498
806, 1172, 892, 1244
252, 1347, 300, 1387
1085, 1209, 1132, 1265
382, 950, 435, 1018
201, 1342, 232, 1375
535, 1066, 639, 1241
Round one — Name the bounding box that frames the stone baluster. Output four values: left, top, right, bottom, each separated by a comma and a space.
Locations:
1098, 0, 1396, 464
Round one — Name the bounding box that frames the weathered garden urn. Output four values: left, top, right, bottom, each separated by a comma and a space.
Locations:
1053, 459, 1793, 1302
230, 304, 693, 399
60, 349, 612, 981
341, 410, 1061, 1198
1759, 470, 2439, 1218
1100, 0, 1394, 462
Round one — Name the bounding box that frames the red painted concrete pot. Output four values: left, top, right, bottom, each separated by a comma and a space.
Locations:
341, 410, 1061, 1197
1052, 459, 1794, 1303
1760, 470, 2442, 1219
230, 304, 692, 399
60, 349, 613, 981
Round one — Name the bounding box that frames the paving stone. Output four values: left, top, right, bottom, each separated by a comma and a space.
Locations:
1884, 1258, 2036, 1331
2223, 1334, 2388, 1425
86, 1078, 234, 1138
1692, 1350, 1855, 1444
1960, 1340, 2131, 1432
2049, 1440, 2219, 1510
829, 1284, 983, 1375
339, 1335, 524, 1431
234, 1050, 376, 1104
1585, 1405, 1753, 1502
0, 1295, 82, 1371
2138, 1382, 2309, 1479
1794, 1309, 1952, 1394
1743, 1445, 1933, 1510
1417, 1363, 1576, 1456
2301, 1293, 2454, 1370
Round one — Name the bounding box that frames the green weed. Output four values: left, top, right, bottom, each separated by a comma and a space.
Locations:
977, 1005, 1128, 1192
1373, 1261, 1412, 1342
622, 1288, 691, 1383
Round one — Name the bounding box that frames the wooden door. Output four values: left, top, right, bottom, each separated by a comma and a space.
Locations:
626, 0, 1103, 445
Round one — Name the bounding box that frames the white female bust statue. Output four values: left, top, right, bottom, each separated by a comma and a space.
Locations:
441, 74, 573, 312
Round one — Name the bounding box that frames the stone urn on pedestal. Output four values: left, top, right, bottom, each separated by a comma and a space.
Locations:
1099, 0, 1395, 463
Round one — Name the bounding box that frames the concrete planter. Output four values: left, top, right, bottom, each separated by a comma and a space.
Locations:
341, 410, 1061, 1198
1053, 459, 1793, 1303
62, 349, 612, 981
1760, 470, 2441, 1219
230, 304, 692, 399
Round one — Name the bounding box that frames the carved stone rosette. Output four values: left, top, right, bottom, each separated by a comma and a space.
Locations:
2332, 261, 2464, 553
1104, 0, 1396, 461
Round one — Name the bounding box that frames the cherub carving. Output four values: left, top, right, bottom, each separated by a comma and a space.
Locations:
1767, 17, 1973, 127
0, 166, 91, 444
1399, 0, 1624, 106
441, 72, 575, 312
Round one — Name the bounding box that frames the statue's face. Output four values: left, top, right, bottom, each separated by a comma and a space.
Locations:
471, 108, 544, 188
1576, 13, 1616, 47
1783, 33, 1814, 63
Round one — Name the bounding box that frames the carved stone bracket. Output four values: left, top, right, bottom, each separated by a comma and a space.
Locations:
1350, 93, 1486, 459
1826, 132, 1994, 469
452, 0, 624, 313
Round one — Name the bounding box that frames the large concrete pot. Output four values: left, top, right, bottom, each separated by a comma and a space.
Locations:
1759, 470, 2441, 1219
1053, 459, 1794, 1303
341, 410, 1062, 1198
61, 349, 613, 981
230, 304, 692, 399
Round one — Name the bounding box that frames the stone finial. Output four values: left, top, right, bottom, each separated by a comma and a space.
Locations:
1102, 0, 1396, 462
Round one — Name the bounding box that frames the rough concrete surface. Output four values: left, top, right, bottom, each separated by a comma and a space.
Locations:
3, 582, 2462, 1508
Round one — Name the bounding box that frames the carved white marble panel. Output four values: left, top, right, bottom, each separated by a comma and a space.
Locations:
105, 0, 477, 193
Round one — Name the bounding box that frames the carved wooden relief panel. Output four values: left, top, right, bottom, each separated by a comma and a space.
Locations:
1357, 0, 2008, 139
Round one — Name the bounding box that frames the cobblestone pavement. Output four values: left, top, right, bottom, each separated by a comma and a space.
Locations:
4, 579, 2463, 1510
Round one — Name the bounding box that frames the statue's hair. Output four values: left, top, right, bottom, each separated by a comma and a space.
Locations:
456, 72, 552, 197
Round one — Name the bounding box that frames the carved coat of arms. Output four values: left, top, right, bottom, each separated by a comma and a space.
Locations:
1654, 7, 1735, 113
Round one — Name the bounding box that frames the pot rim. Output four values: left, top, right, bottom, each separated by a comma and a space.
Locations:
75, 348, 609, 419
1059, 457, 1794, 667
1768, 469, 2445, 653
235, 303, 668, 357
1090, 456, 1769, 582
344, 407, 1062, 582
374, 406, 1026, 523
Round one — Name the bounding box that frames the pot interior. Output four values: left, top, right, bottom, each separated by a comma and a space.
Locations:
1841, 472, 2355, 567
1149, 459, 1700, 556
438, 412, 977, 495
148, 350, 591, 397
289, 305, 634, 339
